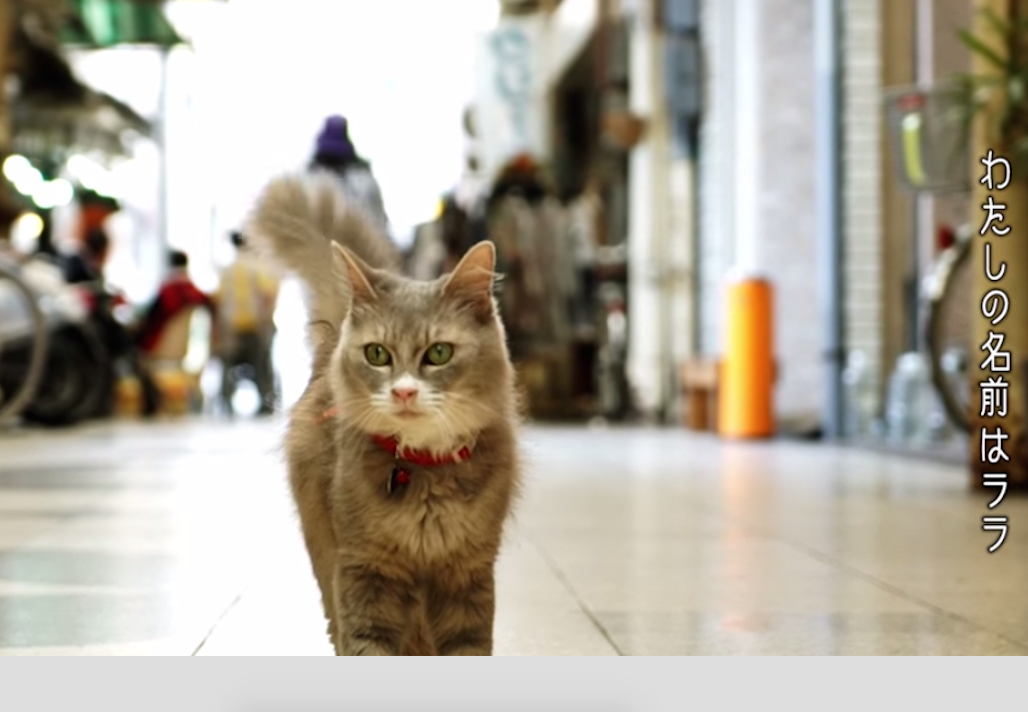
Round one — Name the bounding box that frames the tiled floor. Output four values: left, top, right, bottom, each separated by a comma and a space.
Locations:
0, 418, 1024, 655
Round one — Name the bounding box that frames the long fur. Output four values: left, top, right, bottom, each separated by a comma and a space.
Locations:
245, 172, 400, 349
244, 172, 520, 656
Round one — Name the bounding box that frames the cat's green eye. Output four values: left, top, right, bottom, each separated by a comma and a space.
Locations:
364, 344, 392, 367
424, 343, 455, 366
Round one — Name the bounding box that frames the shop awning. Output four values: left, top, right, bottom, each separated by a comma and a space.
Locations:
9, 29, 152, 161
59, 0, 187, 48
11, 92, 152, 162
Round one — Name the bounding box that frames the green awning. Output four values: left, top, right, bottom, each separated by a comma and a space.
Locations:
59, 0, 186, 48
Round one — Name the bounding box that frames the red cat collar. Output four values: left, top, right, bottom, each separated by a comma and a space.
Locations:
320, 407, 473, 467
373, 433, 472, 496
370, 435, 472, 467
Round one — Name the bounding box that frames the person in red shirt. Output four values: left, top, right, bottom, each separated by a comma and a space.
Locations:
137, 250, 213, 355
126, 250, 213, 417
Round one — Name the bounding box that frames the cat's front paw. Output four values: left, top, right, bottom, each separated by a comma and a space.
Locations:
337, 624, 404, 656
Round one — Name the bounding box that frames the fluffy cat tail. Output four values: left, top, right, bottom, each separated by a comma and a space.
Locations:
245, 172, 400, 340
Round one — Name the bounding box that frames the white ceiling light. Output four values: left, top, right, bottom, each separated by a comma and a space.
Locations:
3, 154, 44, 196
10, 212, 43, 253
33, 179, 75, 210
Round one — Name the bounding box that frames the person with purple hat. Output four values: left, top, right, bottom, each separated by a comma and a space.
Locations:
308, 115, 389, 233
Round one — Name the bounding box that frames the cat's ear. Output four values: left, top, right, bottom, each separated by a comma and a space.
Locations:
332, 243, 377, 304
444, 241, 496, 319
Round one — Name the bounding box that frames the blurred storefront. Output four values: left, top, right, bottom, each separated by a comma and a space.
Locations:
691, 0, 977, 459
459, 0, 984, 464
0, 0, 227, 425
1, 0, 995, 462
459, 0, 696, 422
1, 0, 192, 300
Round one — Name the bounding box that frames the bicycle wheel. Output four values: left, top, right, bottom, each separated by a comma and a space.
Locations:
23, 323, 109, 427
0, 262, 49, 424
924, 233, 972, 433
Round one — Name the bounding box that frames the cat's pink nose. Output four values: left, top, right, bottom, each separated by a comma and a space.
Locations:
391, 387, 418, 405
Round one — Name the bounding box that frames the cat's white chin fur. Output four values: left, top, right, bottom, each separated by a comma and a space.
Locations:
329, 396, 478, 456
388, 416, 476, 457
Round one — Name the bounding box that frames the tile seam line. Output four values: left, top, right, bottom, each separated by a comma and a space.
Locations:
523, 532, 624, 656
776, 536, 1028, 654
190, 586, 250, 656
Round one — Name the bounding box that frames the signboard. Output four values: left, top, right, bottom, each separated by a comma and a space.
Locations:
474, 15, 549, 180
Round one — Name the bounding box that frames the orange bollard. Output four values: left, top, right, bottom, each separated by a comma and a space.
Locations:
718, 277, 775, 438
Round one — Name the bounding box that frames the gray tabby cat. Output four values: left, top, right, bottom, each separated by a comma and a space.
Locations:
246, 172, 520, 656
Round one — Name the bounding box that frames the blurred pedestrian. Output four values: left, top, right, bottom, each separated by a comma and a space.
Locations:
129, 250, 213, 416
137, 250, 213, 356
62, 227, 142, 419
309, 115, 390, 233
214, 231, 280, 416
438, 193, 469, 273
62, 228, 109, 285
567, 177, 604, 331
489, 152, 550, 206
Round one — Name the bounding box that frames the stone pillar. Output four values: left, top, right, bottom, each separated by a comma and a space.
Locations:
0, 0, 14, 240
0, 0, 13, 153
625, 0, 670, 419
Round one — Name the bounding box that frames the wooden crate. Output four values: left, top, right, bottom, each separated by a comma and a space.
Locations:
679, 358, 720, 432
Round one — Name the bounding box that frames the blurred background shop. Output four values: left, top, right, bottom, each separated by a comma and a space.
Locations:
0, 0, 999, 460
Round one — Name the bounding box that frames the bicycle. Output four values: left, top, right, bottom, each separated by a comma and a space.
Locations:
0, 252, 49, 424
923, 223, 972, 433
886, 85, 973, 433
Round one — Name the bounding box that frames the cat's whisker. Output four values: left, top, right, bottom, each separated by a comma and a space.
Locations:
328, 399, 379, 424
348, 411, 381, 436
442, 409, 481, 445
443, 391, 507, 420
433, 411, 462, 451
443, 403, 501, 439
